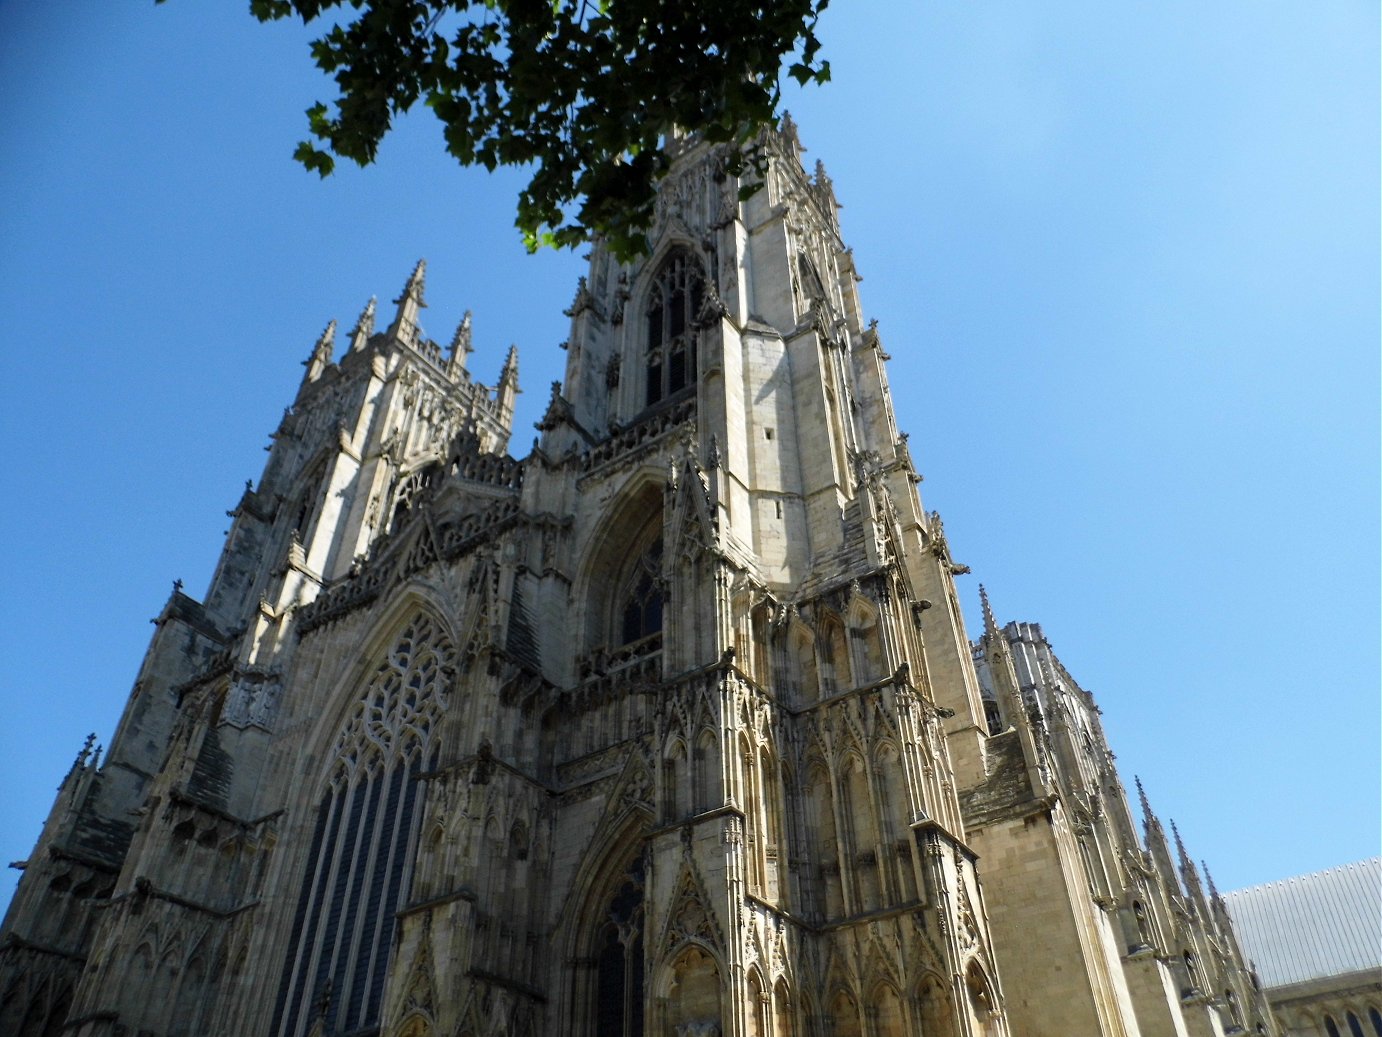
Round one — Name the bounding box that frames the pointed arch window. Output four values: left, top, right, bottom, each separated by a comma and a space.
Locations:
644, 251, 704, 407
618, 536, 663, 647
593, 856, 645, 1037
271, 613, 453, 1037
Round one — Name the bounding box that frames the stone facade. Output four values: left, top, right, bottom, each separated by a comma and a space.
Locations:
1, 125, 1271, 1037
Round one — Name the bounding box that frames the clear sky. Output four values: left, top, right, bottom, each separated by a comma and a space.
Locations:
0, 2, 1376, 917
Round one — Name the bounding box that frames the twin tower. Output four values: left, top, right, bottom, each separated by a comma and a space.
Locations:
0, 124, 1272, 1037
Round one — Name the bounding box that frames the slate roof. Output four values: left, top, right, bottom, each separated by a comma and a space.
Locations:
1223, 858, 1382, 989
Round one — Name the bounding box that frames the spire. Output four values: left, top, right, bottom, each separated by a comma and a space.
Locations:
387, 259, 427, 346
495, 344, 520, 423
1203, 861, 1221, 901
979, 584, 1002, 644
1172, 820, 1207, 903
1202, 860, 1234, 933
1138, 776, 1180, 893
1135, 776, 1156, 829
349, 297, 377, 354
447, 310, 473, 376
302, 319, 337, 384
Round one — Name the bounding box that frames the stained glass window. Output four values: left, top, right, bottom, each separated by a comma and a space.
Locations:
272, 613, 453, 1037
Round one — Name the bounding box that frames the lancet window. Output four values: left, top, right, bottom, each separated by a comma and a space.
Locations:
271, 612, 453, 1037
592, 856, 646, 1037
644, 251, 704, 407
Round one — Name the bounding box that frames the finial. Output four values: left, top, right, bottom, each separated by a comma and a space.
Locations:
302, 320, 337, 384
387, 261, 428, 346
73, 732, 96, 770
395, 259, 427, 307
172, 578, 183, 594
495, 345, 520, 419
449, 310, 473, 357
780, 110, 800, 147
315, 320, 336, 354
349, 297, 377, 353
814, 158, 832, 191
499, 344, 519, 381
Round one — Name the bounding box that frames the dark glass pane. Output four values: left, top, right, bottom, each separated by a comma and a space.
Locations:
311, 778, 368, 1033
647, 301, 663, 350
279, 789, 343, 1037
348, 764, 406, 1027
368, 759, 424, 1021
596, 926, 626, 1037
1368, 1007, 1381, 1036
646, 362, 662, 406
670, 292, 685, 339
668, 348, 686, 394
643, 592, 662, 640
329, 770, 384, 1029
621, 570, 663, 646
630, 928, 645, 1037
1350, 1014, 1366, 1037
1327, 1018, 1342, 1037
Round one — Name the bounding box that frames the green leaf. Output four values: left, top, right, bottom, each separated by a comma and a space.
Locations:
241, 0, 833, 254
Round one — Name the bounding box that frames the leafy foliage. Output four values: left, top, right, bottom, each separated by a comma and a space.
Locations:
242, 0, 832, 257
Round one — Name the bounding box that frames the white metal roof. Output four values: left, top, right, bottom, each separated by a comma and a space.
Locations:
1223, 858, 1382, 989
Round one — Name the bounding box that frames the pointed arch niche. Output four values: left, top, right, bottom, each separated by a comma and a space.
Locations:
270, 609, 454, 1037
657, 945, 723, 1036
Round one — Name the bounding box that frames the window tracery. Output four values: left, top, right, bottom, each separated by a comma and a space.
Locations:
390, 462, 442, 533
618, 536, 663, 647
644, 252, 704, 408
272, 612, 454, 1037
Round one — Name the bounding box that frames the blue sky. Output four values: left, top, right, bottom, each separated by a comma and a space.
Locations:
0, 1, 1376, 916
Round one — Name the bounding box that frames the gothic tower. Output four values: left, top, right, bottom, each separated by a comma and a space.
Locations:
1, 124, 1269, 1037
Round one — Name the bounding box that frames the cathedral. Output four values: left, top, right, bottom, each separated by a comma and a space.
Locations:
0, 124, 1275, 1037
